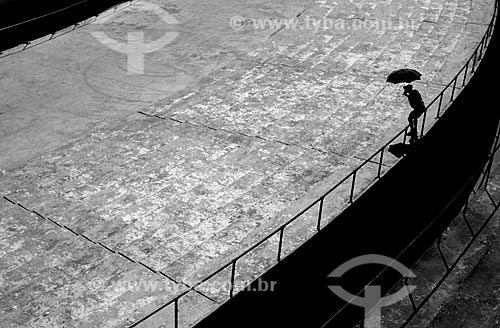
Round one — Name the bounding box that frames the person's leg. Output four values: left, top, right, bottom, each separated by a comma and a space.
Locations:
409, 126, 418, 144
408, 111, 418, 143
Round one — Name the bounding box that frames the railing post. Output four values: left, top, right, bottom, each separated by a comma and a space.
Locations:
484, 155, 494, 186
450, 78, 457, 101
350, 171, 357, 203
436, 236, 450, 272
479, 36, 485, 60
405, 277, 417, 313
420, 110, 427, 137
476, 153, 495, 192
277, 227, 285, 262
485, 24, 492, 44
462, 61, 469, 87
495, 124, 500, 149
486, 187, 498, 208
174, 299, 179, 328
461, 189, 477, 237
229, 260, 237, 298
472, 51, 478, 73
479, 121, 500, 190
317, 197, 324, 231
436, 92, 444, 119
463, 211, 475, 237
377, 148, 385, 178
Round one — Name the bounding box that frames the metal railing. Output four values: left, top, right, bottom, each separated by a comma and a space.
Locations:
0, 0, 88, 32
347, 106, 500, 328
128, 0, 499, 326
0, 0, 139, 59
400, 160, 500, 328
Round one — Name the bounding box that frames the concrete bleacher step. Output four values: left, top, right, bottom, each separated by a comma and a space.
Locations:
1, 107, 390, 326
161, 151, 365, 280
145, 60, 409, 161
0, 198, 190, 328
0, 113, 373, 326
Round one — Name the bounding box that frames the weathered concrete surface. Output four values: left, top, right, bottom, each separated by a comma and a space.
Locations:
0, 0, 494, 169
0, 0, 308, 170
0, 0, 496, 326
1, 116, 363, 279
0, 198, 190, 328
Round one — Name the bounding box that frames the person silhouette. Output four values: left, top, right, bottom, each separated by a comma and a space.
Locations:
403, 84, 426, 144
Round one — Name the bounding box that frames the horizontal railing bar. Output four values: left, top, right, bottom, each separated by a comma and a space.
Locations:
0, 0, 89, 32
0, 1, 138, 59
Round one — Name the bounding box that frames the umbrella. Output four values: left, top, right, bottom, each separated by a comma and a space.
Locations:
386, 68, 422, 84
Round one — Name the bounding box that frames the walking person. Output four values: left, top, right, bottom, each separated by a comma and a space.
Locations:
403, 84, 426, 144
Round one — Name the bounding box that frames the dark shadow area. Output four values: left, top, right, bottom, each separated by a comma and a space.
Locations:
0, 0, 127, 51
194, 6, 500, 328
388, 141, 417, 158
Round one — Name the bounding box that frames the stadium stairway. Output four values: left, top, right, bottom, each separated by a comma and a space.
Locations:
193, 2, 500, 327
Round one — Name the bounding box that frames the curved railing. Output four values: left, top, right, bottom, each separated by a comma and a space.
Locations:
0, 0, 88, 32
0, 0, 139, 59
128, 0, 499, 327
395, 126, 500, 326
345, 113, 500, 328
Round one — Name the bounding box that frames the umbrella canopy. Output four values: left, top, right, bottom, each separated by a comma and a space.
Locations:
386, 68, 422, 84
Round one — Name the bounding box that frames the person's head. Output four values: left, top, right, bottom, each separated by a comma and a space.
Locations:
403, 84, 413, 92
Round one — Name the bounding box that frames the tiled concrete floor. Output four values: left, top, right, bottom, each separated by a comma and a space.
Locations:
0, 0, 496, 327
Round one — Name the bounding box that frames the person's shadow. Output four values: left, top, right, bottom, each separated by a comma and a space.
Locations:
388, 139, 421, 158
